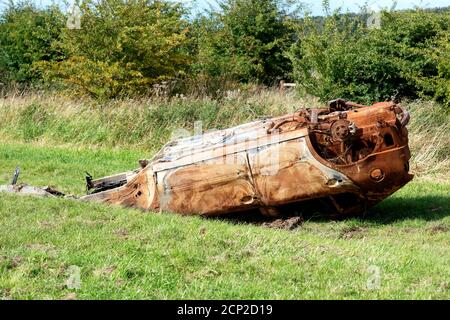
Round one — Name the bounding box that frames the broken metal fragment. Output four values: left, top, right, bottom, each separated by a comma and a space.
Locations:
11, 166, 20, 185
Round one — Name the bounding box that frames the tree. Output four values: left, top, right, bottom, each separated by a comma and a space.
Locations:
193, 0, 293, 85
289, 8, 450, 104
0, 2, 65, 84
40, 0, 191, 98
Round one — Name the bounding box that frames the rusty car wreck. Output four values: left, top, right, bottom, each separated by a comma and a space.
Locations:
81, 99, 413, 217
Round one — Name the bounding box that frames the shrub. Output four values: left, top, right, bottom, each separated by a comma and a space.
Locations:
0, 2, 65, 84
40, 0, 191, 99
289, 8, 450, 104
192, 0, 293, 86
423, 31, 450, 106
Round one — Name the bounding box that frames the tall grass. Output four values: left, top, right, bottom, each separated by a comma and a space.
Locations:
406, 101, 450, 180
0, 89, 312, 150
0, 90, 448, 179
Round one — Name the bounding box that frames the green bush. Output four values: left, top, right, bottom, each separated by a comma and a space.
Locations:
0, 2, 64, 84
192, 0, 293, 86
40, 0, 191, 99
1, 1, 449, 104
422, 31, 450, 106
289, 9, 450, 104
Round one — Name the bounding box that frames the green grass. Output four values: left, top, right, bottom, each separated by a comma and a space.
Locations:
0, 92, 301, 152
0, 142, 146, 195
0, 93, 448, 299
0, 141, 449, 299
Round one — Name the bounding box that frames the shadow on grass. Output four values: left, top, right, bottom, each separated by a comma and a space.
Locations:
366, 194, 450, 224
211, 194, 450, 229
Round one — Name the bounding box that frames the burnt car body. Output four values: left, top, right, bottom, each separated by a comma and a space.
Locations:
81, 99, 413, 217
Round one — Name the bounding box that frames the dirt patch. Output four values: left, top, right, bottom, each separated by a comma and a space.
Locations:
212, 208, 305, 231
427, 225, 449, 234
114, 228, 129, 239
2, 256, 23, 270
339, 226, 367, 239
0, 288, 12, 300
26, 243, 57, 256
115, 279, 125, 287
10, 256, 23, 269
80, 217, 110, 226
199, 227, 207, 236
399, 227, 417, 233
63, 293, 77, 300
39, 220, 55, 228
262, 216, 304, 230
438, 281, 449, 292
93, 265, 117, 278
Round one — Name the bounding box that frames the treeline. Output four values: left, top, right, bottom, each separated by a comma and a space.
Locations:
0, 0, 449, 105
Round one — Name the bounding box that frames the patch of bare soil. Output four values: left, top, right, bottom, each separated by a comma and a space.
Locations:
63, 293, 77, 300
262, 216, 304, 230
93, 265, 117, 278
39, 220, 55, 228
2, 256, 23, 270
26, 243, 57, 256
211, 207, 306, 231
114, 228, 129, 239
0, 288, 12, 300
339, 226, 367, 239
10, 256, 22, 269
427, 225, 449, 234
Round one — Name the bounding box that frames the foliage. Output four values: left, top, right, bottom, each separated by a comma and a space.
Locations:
191, 0, 293, 86
39, 0, 191, 98
423, 31, 450, 105
0, 1, 449, 104
289, 9, 450, 104
0, 2, 64, 84
0, 150, 448, 299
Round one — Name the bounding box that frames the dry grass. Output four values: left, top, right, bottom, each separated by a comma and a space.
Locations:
406, 101, 450, 181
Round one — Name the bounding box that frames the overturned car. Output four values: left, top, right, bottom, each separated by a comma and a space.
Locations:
81, 99, 413, 217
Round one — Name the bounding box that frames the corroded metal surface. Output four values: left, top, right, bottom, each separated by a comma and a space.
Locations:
81, 100, 413, 217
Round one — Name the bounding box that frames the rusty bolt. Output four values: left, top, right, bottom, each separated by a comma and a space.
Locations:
370, 168, 384, 182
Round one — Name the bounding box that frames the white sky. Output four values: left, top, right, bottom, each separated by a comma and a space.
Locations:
303, 0, 450, 15
1, 0, 449, 15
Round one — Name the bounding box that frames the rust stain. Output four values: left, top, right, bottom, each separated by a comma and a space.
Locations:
81, 100, 413, 217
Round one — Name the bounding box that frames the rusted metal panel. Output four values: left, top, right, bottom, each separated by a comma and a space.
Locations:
81, 100, 413, 217
248, 139, 359, 208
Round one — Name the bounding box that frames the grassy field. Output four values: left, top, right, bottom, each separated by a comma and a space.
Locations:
0, 93, 449, 299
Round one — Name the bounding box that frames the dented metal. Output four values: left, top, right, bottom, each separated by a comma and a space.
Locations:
81, 100, 413, 217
